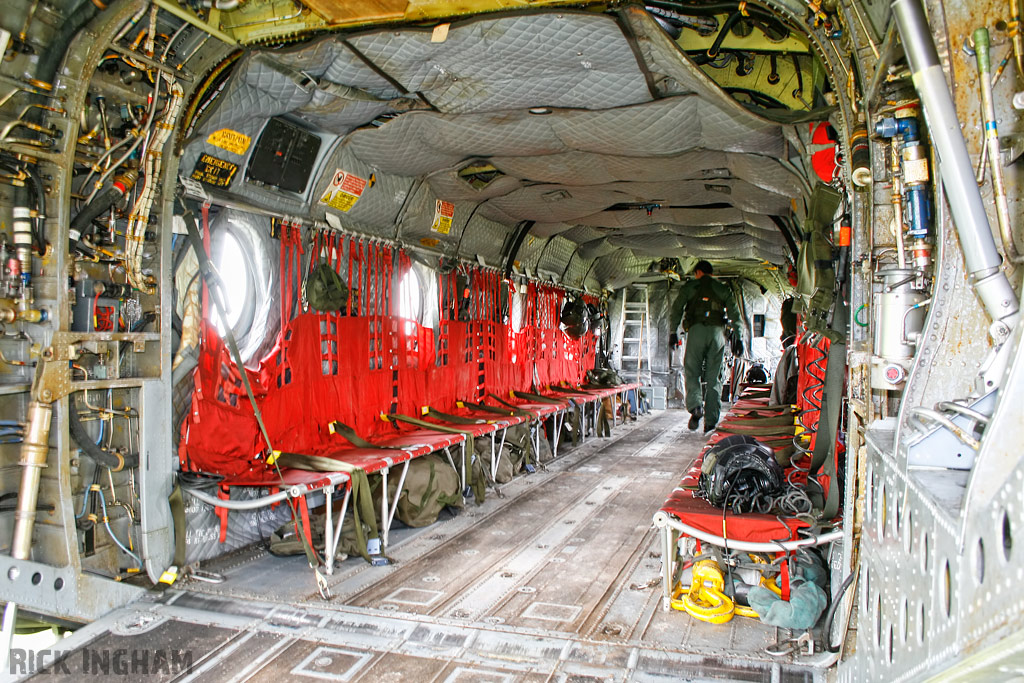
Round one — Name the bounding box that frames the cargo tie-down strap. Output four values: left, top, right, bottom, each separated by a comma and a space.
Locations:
455, 400, 541, 468
515, 390, 584, 446
425, 406, 535, 481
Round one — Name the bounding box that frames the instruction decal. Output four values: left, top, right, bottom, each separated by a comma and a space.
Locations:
206, 128, 251, 155
320, 169, 367, 212
190, 154, 238, 188
430, 199, 455, 235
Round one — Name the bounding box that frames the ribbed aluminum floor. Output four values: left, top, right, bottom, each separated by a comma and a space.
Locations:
26, 411, 829, 682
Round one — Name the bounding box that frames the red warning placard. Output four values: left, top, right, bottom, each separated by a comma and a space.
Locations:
431, 199, 455, 234
319, 170, 367, 212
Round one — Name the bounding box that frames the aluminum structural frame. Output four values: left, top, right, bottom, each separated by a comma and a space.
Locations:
0, 0, 177, 622
836, 0, 1024, 678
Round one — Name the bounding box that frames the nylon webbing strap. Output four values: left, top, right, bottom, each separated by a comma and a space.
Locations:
597, 405, 610, 437
809, 339, 846, 478
716, 423, 797, 437
546, 386, 590, 397
719, 414, 797, 427
273, 452, 380, 563
465, 399, 531, 418
512, 390, 564, 405
731, 408, 796, 420
328, 420, 403, 450
489, 393, 537, 415
446, 406, 534, 468
386, 414, 484, 503
425, 408, 492, 425
818, 339, 846, 520
183, 204, 275, 458
169, 485, 186, 568
811, 286, 849, 520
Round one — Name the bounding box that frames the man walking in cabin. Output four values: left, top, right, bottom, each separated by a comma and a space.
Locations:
670, 260, 742, 434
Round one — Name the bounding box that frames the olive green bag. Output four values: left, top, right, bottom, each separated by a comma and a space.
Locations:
474, 439, 515, 484
375, 453, 463, 528
306, 261, 349, 312
794, 183, 843, 340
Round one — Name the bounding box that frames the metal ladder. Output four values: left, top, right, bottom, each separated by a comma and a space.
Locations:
618, 285, 652, 387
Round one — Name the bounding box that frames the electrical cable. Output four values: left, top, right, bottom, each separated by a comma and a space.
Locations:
853, 304, 868, 327
823, 567, 858, 652
93, 487, 142, 569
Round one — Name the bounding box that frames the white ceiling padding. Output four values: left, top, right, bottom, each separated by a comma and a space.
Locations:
182, 6, 817, 283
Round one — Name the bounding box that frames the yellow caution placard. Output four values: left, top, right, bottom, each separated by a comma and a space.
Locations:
431, 199, 455, 235
431, 23, 450, 42
320, 169, 367, 212
190, 153, 238, 188
206, 128, 251, 155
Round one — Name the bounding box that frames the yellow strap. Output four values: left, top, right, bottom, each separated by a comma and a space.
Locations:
158, 565, 179, 586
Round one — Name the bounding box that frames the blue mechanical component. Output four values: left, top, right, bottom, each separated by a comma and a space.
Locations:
876, 114, 933, 241
875, 115, 920, 142
905, 184, 932, 237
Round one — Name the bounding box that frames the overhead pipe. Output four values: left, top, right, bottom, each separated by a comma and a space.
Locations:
891, 0, 1020, 331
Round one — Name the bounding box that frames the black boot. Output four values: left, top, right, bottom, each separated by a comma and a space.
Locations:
687, 407, 702, 431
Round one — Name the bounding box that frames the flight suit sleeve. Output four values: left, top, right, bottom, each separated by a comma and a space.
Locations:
717, 281, 742, 332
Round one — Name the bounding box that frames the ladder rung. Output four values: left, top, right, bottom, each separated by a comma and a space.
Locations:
623, 338, 644, 343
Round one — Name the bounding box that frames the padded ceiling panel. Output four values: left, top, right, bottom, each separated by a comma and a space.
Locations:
489, 151, 803, 196
346, 13, 653, 113
183, 6, 815, 286
574, 208, 780, 232
347, 95, 784, 176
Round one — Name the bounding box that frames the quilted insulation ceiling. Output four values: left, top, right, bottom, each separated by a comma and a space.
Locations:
183, 5, 815, 289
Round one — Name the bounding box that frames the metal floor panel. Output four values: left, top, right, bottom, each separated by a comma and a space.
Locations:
22, 411, 827, 682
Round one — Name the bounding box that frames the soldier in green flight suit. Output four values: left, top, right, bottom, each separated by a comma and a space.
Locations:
670, 260, 742, 433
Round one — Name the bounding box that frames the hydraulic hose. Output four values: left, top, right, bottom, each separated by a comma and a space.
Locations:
892, 0, 1020, 329
68, 171, 137, 255
68, 394, 140, 471
646, 0, 777, 17
13, 0, 104, 249
17, 0, 99, 149
707, 12, 743, 58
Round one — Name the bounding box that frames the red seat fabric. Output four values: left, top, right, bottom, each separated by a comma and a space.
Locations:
660, 488, 810, 543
